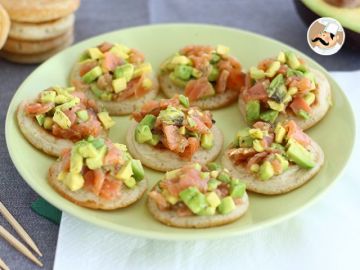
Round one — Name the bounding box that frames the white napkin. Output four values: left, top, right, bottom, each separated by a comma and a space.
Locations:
54, 71, 360, 270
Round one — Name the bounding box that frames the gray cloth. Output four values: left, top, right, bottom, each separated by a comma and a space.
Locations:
0, 0, 358, 269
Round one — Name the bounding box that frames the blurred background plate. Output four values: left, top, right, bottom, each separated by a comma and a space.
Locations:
5, 24, 355, 240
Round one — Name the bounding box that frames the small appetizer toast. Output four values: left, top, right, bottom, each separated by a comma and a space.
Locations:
70, 42, 159, 115
222, 121, 324, 195
48, 137, 147, 209
126, 95, 223, 172
17, 86, 115, 156
239, 51, 331, 130
159, 45, 246, 109
147, 163, 249, 228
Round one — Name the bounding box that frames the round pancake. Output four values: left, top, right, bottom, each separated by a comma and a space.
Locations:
126, 121, 224, 172
8, 14, 74, 41
221, 138, 324, 195
238, 68, 332, 130
0, 0, 80, 23
3, 27, 73, 54
48, 160, 147, 210
0, 33, 73, 64
0, 3, 10, 49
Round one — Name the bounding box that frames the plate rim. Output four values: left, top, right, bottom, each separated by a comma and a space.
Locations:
5, 23, 356, 240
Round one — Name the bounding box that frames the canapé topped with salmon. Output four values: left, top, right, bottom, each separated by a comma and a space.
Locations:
159, 45, 245, 109
71, 42, 154, 102
23, 86, 114, 141
240, 51, 329, 127
131, 95, 216, 160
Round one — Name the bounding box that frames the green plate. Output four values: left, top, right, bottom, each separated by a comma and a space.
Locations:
5, 24, 355, 240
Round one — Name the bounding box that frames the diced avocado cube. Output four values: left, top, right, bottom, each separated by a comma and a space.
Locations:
179, 95, 190, 108
88, 48, 104, 60
287, 86, 298, 96
286, 68, 303, 78
139, 114, 156, 128
275, 123, 286, 143
286, 141, 315, 169
304, 92, 316, 106
198, 206, 216, 216
135, 125, 152, 144
116, 160, 133, 180
210, 53, 221, 64
114, 63, 134, 81
76, 110, 89, 122
193, 163, 202, 171
169, 72, 188, 88
191, 68, 202, 78
86, 145, 107, 169
216, 45, 229, 55
43, 117, 53, 130
70, 150, 83, 174
249, 128, 263, 139
56, 98, 80, 111
250, 164, 260, 172
82, 66, 103, 84
78, 143, 98, 158
158, 106, 185, 125
253, 139, 264, 152
147, 134, 160, 146
277, 51, 286, 63
208, 65, 219, 81
267, 74, 284, 97
165, 168, 181, 180
207, 178, 221, 191
131, 159, 144, 181
90, 84, 104, 99
260, 110, 279, 123
187, 192, 207, 214
206, 192, 221, 208
267, 100, 285, 111
303, 71, 316, 90
109, 44, 129, 59
286, 51, 300, 69
217, 172, 231, 183
297, 110, 310, 120
200, 172, 210, 180
271, 143, 285, 152
64, 173, 85, 191
230, 182, 246, 198
112, 77, 127, 93
40, 90, 56, 103
97, 112, 115, 129
79, 52, 90, 62
174, 64, 193, 81
246, 100, 260, 123
53, 110, 71, 129
207, 162, 221, 171
171, 55, 191, 65
201, 133, 214, 150
265, 61, 281, 78
124, 177, 136, 189
142, 78, 153, 89
250, 67, 265, 80
90, 138, 105, 149
218, 196, 236, 215
259, 161, 274, 181
35, 114, 45, 126
54, 94, 71, 104
133, 63, 152, 78
275, 153, 289, 172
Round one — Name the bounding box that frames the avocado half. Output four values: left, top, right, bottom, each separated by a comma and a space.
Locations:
294, 0, 360, 49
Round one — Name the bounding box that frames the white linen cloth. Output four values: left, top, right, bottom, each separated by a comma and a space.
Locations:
54, 71, 360, 270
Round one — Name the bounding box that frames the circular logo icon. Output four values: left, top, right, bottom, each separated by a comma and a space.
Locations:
307, 17, 345, 56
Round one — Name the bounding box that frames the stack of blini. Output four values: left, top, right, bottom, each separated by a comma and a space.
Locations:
0, 0, 80, 64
